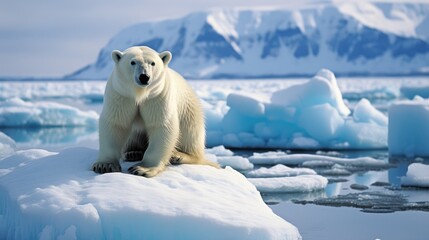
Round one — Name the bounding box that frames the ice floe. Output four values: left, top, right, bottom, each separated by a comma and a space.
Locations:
342, 87, 397, 101
248, 151, 390, 169
245, 164, 316, 178
204, 145, 234, 156
0, 147, 301, 240
248, 175, 328, 193
213, 155, 254, 171
205, 146, 254, 171
0, 98, 98, 127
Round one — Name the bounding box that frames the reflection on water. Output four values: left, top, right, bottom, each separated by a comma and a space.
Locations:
387, 158, 414, 187
1, 126, 98, 145
262, 190, 327, 205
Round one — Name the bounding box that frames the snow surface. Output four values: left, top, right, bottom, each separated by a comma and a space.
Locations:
388, 97, 429, 157
0, 147, 301, 240
206, 69, 388, 149
401, 163, 429, 188
0, 98, 99, 127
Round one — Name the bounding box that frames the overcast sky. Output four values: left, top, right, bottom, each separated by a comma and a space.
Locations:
0, 0, 427, 78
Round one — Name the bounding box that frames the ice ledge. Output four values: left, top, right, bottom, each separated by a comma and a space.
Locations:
0, 147, 300, 240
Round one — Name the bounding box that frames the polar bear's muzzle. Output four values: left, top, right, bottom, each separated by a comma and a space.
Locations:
137, 73, 150, 86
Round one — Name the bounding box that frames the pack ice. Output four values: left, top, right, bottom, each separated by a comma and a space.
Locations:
205, 69, 388, 149
0, 145, 301, 240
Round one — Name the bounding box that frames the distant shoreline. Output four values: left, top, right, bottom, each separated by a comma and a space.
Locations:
1, 71, 429, 82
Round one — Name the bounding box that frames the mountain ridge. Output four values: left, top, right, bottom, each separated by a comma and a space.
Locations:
66, 2, 429, 80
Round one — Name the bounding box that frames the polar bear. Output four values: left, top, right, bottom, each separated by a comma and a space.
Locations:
92, 46, 218, 177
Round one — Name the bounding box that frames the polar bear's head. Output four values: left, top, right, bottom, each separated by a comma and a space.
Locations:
110, 46, 172, 97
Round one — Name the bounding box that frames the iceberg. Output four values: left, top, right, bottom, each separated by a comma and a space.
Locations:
388, 97, 429, 157
205, 69, 388, 149
0, 147, 301, 240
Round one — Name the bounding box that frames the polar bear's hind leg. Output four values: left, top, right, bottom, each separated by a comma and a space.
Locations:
170, 151, 220, 168
128, 164, 166, 177
123, 131, 148, 161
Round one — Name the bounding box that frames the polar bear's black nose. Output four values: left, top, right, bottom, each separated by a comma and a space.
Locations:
138, 74, 150, 85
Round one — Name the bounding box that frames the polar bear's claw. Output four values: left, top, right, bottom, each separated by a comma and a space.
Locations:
92, 162, 121, 174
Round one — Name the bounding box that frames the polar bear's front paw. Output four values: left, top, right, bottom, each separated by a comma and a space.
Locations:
92, 162, 122, 174
128, 166, 163, 178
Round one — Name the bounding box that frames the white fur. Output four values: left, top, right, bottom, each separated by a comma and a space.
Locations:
92, 46, 218, 177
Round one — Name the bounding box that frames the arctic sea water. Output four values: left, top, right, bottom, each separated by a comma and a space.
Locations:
1, 76, 429, 239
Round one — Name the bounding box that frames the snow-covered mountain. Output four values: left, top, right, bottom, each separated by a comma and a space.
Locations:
66, 1, 429, 79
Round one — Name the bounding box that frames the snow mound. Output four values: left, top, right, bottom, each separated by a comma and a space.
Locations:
206, 69, 388, 149
388, 97, 429, 157
0, 98, 99, 127
401, 163, 429, 188
0, 147, 300, 240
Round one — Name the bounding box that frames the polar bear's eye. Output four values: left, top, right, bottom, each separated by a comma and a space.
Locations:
151, 62, 155, 66
130, 61, 136, 66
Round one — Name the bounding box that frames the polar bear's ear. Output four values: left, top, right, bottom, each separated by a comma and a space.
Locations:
112, 50, 124, 64
159, 51, 172, 66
